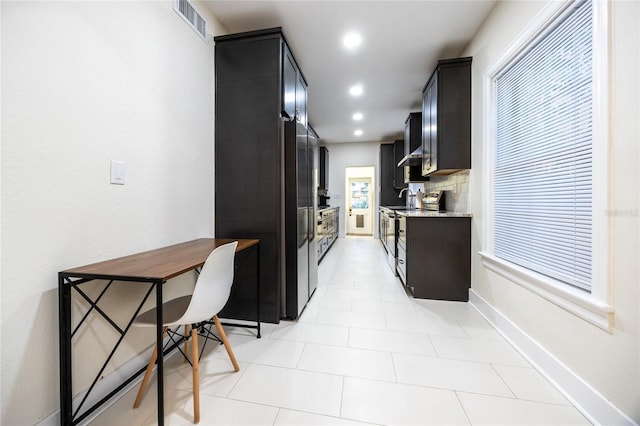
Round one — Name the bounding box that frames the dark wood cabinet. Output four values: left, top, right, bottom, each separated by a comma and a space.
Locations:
380, 143, 403, 206
404, 112, 428, 182
214, 27, 310, 323
283, 44, 307, 125
319, 147, 329, 191
393, 139, 406, 189
295, 71, 308, 127
397, 214, 471, 301
422, 57, 472, 176
318, 146, 329, 207
283, 47, 297, 120
422, 75, 436, 176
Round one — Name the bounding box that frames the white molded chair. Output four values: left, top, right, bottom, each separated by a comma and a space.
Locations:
132, 241, 240, 424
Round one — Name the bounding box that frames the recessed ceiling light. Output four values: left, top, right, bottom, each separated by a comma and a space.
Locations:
354, 129, 363, 136
349, 84, 363, 96
352, 112, 363, 121
343, 32, 362, 50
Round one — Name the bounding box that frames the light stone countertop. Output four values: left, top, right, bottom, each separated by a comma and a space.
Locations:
395, 210, 472, 218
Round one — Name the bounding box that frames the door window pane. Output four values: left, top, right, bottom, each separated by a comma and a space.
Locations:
351, 182, 370, 209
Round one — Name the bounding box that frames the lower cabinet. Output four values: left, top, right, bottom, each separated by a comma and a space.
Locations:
397, 244, 407, 283
396, 215, 471, 301
318, 207, 339, 262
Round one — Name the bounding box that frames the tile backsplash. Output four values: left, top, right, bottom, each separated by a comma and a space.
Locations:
423, 170, 470, 213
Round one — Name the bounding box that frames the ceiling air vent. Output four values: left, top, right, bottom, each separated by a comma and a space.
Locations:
173, 0, 207, 42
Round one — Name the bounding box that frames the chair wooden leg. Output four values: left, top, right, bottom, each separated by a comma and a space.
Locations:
191, 326, 200, 424
133, 326, 167, 409
212, 315, 240, 372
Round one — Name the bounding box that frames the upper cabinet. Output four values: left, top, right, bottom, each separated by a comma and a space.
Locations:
422, 57, 472, 176
319, 146, 329, 191
380, 143, 402, 206
283, 44, 308, 126
393, 139, 406, 189
404, 113, 428, 183
295, 69, 308, 127
282, 47, 297, 120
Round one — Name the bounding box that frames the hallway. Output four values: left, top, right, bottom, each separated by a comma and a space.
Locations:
92, 237, 590, 425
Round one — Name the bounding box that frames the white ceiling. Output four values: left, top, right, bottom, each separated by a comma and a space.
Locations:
203, 1, 496, 144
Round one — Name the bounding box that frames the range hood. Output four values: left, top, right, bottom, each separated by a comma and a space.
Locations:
397, 147, 423, 167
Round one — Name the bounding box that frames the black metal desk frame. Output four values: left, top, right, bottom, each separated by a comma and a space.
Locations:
58, 238, 260, 426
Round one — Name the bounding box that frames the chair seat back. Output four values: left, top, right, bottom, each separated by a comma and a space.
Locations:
168, 241, 238, 326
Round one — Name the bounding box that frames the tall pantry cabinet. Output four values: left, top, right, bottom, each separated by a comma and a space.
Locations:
214, 28, 313, 323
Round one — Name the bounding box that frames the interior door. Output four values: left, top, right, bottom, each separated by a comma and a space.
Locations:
347, 178, 373, 235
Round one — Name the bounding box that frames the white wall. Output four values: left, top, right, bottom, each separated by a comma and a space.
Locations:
324, 141, 385, 238
465, 0, 639, 423
0, 2, 226, 424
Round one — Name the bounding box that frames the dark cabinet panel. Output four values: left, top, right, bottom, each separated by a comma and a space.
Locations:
422, 84, 430, 175
283, 47, 297, 120
422, 75, 435, 175
215, 27, 312, 323
404, 112, 421, 154
319, 147, 329, 190
295, 72, 307, 127
319, 146, 329, 207
422, 57, 472, 176
215, 32, 282, 322
404, 112, 428, 182
397, 244, 407, 283
393, 139, 406, 189
282, 44, 307, 125
380, 143, 403, 206
397, 215, 471, 302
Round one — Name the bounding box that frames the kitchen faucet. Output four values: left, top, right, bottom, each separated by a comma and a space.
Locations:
399, 188, 416, 209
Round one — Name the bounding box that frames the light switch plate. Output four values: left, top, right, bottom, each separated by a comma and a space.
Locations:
110, 160, 125, 185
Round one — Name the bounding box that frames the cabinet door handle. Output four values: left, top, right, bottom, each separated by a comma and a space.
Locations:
398, 259, 404, 264
399, 230, 405, 233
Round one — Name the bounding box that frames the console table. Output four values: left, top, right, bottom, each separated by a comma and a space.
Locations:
59, 238, 260, 426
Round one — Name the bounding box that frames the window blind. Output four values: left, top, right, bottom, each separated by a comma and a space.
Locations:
494, 0, 593, 292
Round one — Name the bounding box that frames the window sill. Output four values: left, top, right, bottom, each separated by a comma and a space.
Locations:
479, 252, 614, 333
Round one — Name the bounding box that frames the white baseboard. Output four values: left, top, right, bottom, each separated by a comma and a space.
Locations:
469, 289, 638, 426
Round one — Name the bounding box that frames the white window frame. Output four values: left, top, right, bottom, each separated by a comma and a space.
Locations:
479, 0, 614, 332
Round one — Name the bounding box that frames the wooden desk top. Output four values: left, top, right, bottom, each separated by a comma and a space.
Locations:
60, 238, 259, 282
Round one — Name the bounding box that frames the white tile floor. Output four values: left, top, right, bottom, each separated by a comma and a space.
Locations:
92, 237, 591, 425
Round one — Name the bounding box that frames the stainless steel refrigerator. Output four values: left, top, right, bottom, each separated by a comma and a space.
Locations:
308, 125, 319, 299
284, 121, 317, 319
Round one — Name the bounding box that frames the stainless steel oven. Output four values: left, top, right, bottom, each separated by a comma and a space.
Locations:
380, 209, 389, 251
386, 212, 397, 274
